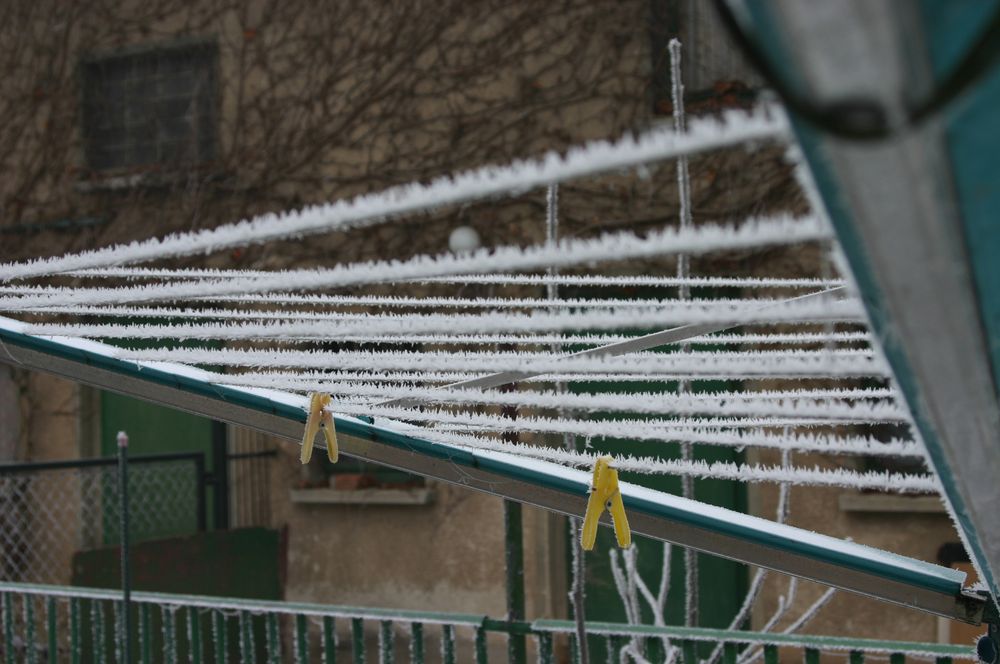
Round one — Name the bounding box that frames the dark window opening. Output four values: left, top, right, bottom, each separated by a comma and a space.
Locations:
81, 41, 217, 173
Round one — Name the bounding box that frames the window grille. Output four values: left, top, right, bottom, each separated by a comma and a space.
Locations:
80, 41, 217, 172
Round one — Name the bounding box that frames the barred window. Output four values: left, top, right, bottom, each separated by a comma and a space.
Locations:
81, 41, 217, 172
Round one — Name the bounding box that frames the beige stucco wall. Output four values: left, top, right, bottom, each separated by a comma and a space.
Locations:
746, 453, 962, 645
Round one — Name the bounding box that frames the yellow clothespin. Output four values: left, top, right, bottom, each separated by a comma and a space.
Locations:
300, 393, 339, 464
580, 456, 631, 551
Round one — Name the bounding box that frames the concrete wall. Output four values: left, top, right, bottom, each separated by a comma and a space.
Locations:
747, 450, 960, 644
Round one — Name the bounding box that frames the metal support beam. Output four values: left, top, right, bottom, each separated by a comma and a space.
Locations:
381, 287, 844, 406
0, 317, 989, 625
748, 0, 1000, 616
505, 501, 527, 664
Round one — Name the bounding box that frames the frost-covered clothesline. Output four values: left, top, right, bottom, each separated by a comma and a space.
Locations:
0, 215, 830, 309
22, 301, 862, 344
0, 107, 789, 281
212, 376, 894, 402
394, 427, 936, 493
337, 402, 892, 442
209, 367, 887, 385
0, 290, 850, 312
102, 346, 890, 377
5, 305, 873, 345
64, 268, 844, 290
207, 376, 906, 422
0, 85, 944, 524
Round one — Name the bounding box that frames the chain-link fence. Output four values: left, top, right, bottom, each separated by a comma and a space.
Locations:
0, 453, 205, 585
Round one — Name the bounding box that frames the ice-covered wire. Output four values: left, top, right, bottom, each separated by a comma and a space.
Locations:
218, 378, 891, 402
334, 403, 917, 456
65, 268, 846, 290
0, 290, 856, 312
411, 429, 937, 492
203, 377, 909, 424
669, 37, 698, 627
20, 301, 863, 343
0, 215, 830, 308
102, 346, 888, 378
200, 368, 883, 385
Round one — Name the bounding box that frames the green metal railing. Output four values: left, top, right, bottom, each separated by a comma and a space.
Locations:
0, 582, 977, 664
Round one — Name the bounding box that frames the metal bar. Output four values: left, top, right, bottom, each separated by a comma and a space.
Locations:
117, 431, 133, 664
475, 626, 488, 664
533, 621, 972, 658
112, 602, 122, 663
45, 597, 56, 664
537, 632, 553, 664
381, 288, 844, 405
295, 614, 308, 662
352, 618, 365, 664
267, 613, 281, 664
611, 636, 628, 663
0, 319, 985, 624
212, 612, 226, 664
323, 616, 335, 664
189, 607, 202, 664
93, 600, 106, 664
764, 1, 1000, 616
410, 622, 424, 664
505, 500, 527, 664
70, 598, 80, 664
241, 612, 254, 663
24, 594, 36, 664
163, 603, 176, 664
0, 451, 204, 474
140, 603, 151, 664
682, 639, 697, 664
2, 593, 13, 664
569, 520, 589, 664
379, 620, 395, 664
0, 582, 484, 625
442, 624, 456, 664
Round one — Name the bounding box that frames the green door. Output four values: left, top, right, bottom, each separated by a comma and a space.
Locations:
99, 391, 222, 542
575, 376, 748, 631
563, 286, 748, 655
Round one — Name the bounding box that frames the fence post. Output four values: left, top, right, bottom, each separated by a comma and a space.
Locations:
117, 431, 133, 664
504, 500, 526, 664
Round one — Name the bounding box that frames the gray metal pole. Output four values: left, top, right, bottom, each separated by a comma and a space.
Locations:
117, 430, 133, 663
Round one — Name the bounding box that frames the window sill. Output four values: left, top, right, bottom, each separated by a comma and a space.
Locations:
290, 487, 435, 506
838, 493, 945, 514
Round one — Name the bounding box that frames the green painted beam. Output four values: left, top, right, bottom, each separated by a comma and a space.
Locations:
531, 620, 974, 658
0, 318, 985, 623
738, 0, 1000, 617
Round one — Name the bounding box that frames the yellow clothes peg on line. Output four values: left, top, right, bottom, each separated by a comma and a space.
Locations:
300, 393, 339, 464
580, 456, 631, 551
